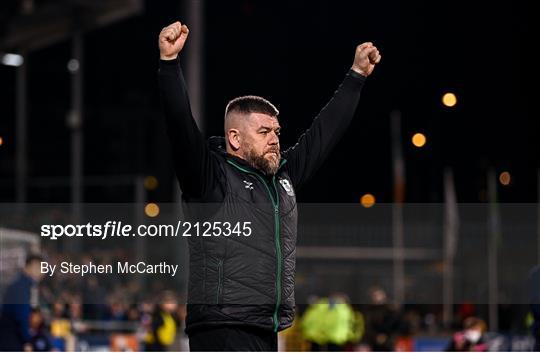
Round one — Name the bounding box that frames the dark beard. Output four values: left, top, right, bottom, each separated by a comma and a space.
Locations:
245, 149, 280, 176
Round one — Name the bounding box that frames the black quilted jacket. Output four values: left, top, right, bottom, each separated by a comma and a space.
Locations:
158, 57, 366, 333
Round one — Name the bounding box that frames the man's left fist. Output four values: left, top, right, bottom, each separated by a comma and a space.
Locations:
351, 42, 381, 77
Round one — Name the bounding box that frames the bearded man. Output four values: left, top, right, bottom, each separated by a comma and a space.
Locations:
157, 20, 381, 351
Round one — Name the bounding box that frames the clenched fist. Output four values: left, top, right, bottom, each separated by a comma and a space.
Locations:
351, 42, 381, 77
159, 21, 190, 60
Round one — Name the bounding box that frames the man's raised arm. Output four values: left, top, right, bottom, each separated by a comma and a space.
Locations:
283, 43, 382, 189
158, 21, 216, 198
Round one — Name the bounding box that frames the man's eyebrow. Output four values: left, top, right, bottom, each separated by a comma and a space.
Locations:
257, 124, 281, 132
258, 126, 274, 131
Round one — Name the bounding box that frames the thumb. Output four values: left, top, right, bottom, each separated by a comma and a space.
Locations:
368, 49, 379, 62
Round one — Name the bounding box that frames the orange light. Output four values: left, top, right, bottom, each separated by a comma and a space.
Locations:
412, 133, 427, 148
145, 203, 160, 217
361, 193, 376, 208
144, 176, 159, 191
442, 92, 457, 107
0, 136, 3, 146
499, 171, 511, 186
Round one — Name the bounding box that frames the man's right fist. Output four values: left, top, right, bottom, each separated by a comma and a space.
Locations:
159, 21, 189, 60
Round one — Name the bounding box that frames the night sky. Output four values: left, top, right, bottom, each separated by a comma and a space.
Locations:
0, 0, 538, 203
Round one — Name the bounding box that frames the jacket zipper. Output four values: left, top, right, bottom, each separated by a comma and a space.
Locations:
226, 159, 286, 332
216, 259, 223, 304
271, 176, 281, 332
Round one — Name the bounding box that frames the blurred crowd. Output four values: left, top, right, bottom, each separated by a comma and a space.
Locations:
285, 290, 497, 351
1, 253, 538, 351
0, 251, 187, 351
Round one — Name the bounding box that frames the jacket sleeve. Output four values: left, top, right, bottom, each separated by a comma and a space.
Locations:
4, 278, 32, 344
15, 304, 31, 344
158, 58, 217, 198
282, 70, 366, 189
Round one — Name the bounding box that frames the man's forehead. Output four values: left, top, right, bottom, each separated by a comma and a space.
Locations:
248, 112, 280, 127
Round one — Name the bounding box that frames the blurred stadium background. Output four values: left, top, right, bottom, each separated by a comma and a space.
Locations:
1, 0, 539, 351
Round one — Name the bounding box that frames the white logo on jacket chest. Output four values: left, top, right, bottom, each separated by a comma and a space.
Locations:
279, 178, 295, 196
243, 180, 254, 190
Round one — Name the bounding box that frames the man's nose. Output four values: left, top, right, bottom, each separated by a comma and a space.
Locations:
268, 131, 279, 145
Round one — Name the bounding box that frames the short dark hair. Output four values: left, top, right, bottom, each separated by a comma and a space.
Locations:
25, 253, 44, 266
225, 95, 279, 118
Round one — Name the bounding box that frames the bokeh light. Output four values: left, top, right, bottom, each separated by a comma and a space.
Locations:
361, 193, 376, 208
499, 171, 511, 186
144, 176, 159, 191
442, 92, 457, 107
145, 203, 160, 217
412, 133, 427, 148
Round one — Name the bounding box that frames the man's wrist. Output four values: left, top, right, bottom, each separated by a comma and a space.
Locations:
159, 56, 180, 67
348, 68, 368, 80
160, 53, 179, 61
350, 66, 368, 77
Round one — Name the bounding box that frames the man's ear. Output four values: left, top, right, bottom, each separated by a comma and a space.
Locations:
227, 129, 241, 150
